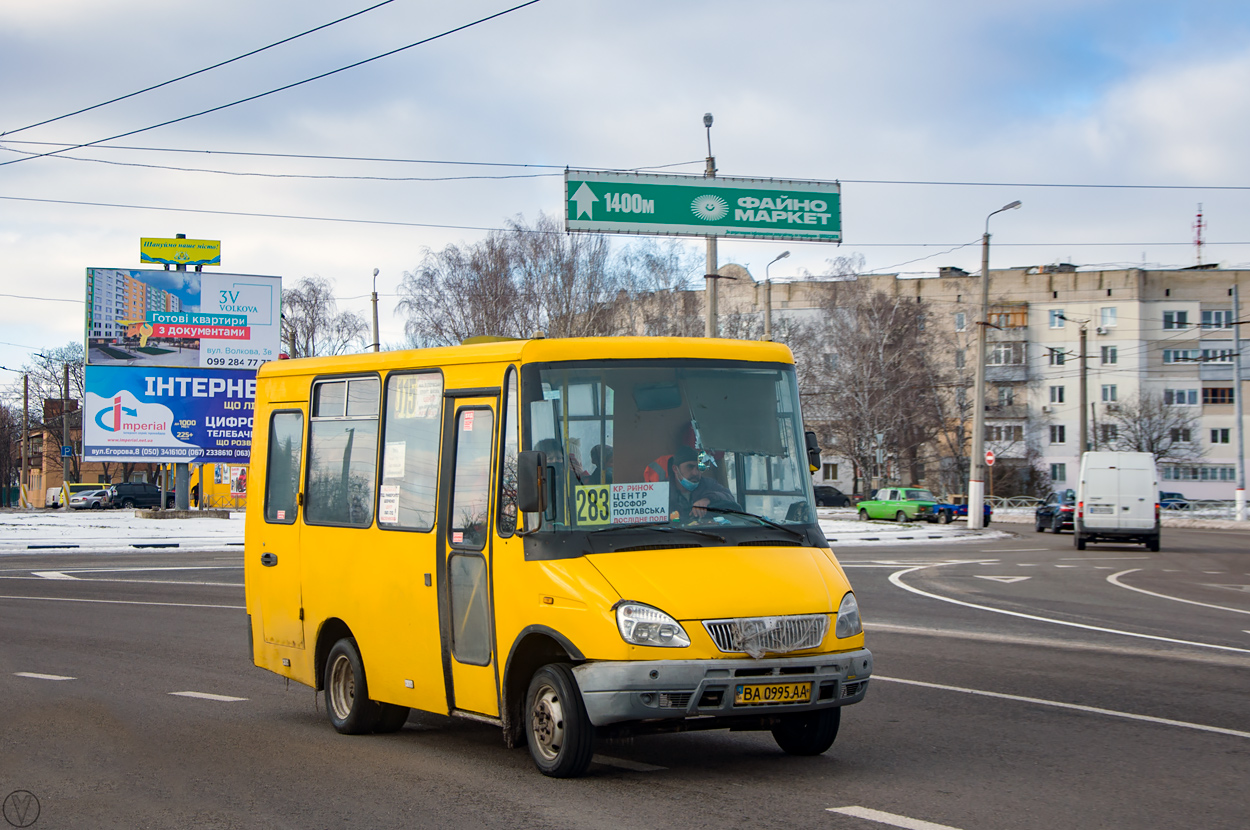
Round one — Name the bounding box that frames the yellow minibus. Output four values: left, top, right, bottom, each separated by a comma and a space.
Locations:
245, 336, 871, 777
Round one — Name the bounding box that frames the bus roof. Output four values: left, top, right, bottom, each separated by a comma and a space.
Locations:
257, 336, 795, 380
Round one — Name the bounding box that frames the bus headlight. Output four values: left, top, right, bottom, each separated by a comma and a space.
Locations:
615, 602, 691, 648
835, 592, 862, 638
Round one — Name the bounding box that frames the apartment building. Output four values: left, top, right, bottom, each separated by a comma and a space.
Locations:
86, 268, 182, 345
709, 264, 1248, 499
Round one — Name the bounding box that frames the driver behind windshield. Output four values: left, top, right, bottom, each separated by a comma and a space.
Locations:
668, 444, 736, 521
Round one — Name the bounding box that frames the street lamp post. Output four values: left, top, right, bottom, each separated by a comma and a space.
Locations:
968, 200, 1021, 530
703, 113, 720, 338
371, 268, 381, 353
763, 250, 790, 340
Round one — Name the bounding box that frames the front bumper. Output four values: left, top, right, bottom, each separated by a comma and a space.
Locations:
571, 649, 873, 727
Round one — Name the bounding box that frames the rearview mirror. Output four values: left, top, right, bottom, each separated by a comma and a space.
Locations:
516, 451, 548, 514
805, 431, 821, 474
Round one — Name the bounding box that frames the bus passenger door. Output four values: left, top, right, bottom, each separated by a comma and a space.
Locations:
256, 409, 306, 649
436, 396, 500, 717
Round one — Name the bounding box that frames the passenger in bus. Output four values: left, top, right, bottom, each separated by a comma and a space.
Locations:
589, 444, 613, 484
667, 444, 735, 521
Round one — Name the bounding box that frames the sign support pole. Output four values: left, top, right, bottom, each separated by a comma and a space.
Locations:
173, 234, 191, 511
704, 148, 719, 338
1233, 283, 1245, 521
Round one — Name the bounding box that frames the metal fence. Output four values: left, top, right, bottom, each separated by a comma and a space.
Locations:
987, 495, 1243, 519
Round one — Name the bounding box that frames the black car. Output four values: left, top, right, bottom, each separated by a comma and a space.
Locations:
1035, 489, 1076, 533
813, 485, 852, 507
107, 482, 176, 509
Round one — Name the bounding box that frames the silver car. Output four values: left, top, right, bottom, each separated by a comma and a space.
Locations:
69, 489, 109, 510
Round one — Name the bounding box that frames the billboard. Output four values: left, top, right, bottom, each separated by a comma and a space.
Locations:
83, 366, 256, 463
140, 237, 221, 267
86, 268, 281, 369
565, 170, 842, 242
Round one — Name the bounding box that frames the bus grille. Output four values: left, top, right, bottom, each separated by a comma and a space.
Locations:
703, 614, 829, 657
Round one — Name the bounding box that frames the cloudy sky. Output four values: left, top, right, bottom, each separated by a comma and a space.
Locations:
2, 0, 1249, 373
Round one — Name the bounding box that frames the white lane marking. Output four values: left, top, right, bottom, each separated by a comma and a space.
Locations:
592, 754, 666, 772
0, 594, 244, 610
53, 566, 242, 574
1202, 584, 1250, 593
31, 571, 79, 580
888, 565, 1250, 655
980, 548, 1047, 552
1107, 570, 1250, 616
0, 576, 241, 587
874, 675, 1250, 741
14, 672, 76, 681
974, 575, 1031, 583
1054, 564, 1078, 568
827, 806, 963, 829
1061, 556, 1148, 561
169, 691, 248, 702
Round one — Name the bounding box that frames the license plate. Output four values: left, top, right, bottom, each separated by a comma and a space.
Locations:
734, 681, 812, 706
1089, 505, 1115, 514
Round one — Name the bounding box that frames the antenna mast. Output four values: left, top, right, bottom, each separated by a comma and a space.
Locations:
1193, 203, 1205, 266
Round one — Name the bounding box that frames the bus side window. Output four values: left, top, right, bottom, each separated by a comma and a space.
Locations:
498, 367, 519, 536
306, 376, 380, 527
379, 371, 443, 530
264, 411, 303, 524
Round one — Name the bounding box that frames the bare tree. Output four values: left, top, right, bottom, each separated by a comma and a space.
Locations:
1103, 391, 1205, 462
282, 277, 369, 358
3, 344, 86, 483
796, 286, 946, 494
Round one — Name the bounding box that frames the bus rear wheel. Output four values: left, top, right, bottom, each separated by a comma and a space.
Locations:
525, 664, 594, 778
325, 638, 379, 735
772, 706, 841, 755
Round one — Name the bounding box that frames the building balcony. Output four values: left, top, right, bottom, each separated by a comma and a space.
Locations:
984, 404, 1028, 419
986, 364, 1029, 384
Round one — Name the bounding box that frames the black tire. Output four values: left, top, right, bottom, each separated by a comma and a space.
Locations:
941, 510, 953, 525
1075, 535, 1087, 551
771, 706, 841, 756
1035, 515, 1045, 532
324, 638, 380, 735
122, 498, 135, 509
859, 509, 869, 521
895, 511, 907, 523
525, 663, 594, 778
1052, 514, 1063, 534
983, 514, 991, 526
1146, 536, 1160, 552
92, 502, 103, 510
374, 702, 411, 733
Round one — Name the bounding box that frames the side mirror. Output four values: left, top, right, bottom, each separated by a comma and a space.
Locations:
805, 431, 821, 474
516, 451, 548, 514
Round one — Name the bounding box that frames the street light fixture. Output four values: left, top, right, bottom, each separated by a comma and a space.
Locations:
968, 200, 1022, 530
370, 268, 381, 353
763, 251, 790, 340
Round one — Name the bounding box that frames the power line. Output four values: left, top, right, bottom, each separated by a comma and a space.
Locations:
0, 0, 545, 170
0, 143, 700, 182
0, 0, 398, 138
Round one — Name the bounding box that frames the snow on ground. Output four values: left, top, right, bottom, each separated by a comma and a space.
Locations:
0, 509, 245, 554
816, 508, 1010, 546
0, 506, 1011, 554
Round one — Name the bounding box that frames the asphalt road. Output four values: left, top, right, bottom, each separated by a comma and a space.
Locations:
1, 525, 1247, 829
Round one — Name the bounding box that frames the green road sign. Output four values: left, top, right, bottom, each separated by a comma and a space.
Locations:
565, 170, 841, 242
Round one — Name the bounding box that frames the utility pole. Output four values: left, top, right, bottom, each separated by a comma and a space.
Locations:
21, 374, 28, 508
968, 200, 1021, 530
1233, 283, 1245, 521
1079, 323, 1089, 460
370, 268, 381, 352
60, 362, 70, 509
703, 113, 719, 338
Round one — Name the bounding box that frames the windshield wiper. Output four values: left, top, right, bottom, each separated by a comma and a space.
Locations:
589, 523, 725, 542
700, 506, 807, 540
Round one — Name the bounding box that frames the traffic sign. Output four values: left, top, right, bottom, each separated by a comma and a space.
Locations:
61, 445, 73, 458
565, 170, 841, 242
985, 450, 995, 466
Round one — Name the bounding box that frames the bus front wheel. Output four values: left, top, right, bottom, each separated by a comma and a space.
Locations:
772, 706, 841, 755
525, 664, 594, 778
325, 638, 379, 735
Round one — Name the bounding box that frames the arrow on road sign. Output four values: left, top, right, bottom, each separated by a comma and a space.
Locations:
570, 182, 598, 219
974, 575, 1031, 583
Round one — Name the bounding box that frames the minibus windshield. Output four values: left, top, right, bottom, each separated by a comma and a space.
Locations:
520, 359, 818, 544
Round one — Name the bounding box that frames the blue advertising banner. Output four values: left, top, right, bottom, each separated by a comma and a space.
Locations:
83, 366, 256, 463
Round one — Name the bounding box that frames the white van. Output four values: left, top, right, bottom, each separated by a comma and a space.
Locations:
1075, 451, 1160, 551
